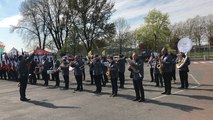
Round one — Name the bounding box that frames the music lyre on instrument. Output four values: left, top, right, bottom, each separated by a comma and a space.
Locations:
176, 37, 192, 69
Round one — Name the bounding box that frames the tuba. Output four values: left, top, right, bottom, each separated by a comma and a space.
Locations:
176, 38, 192, 69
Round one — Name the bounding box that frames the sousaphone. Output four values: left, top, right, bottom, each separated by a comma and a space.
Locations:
176, 37, 192, 69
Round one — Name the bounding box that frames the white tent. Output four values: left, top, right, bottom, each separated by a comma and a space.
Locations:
8, 47, 22, 57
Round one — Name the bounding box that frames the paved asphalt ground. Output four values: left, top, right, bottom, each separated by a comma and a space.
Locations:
0, 61, 213, 120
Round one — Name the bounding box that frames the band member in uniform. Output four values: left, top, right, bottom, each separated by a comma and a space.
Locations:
108, 56, 119, 97
81, 56, 86, 81
17, 53, 34, 101
170, 53, 177, 83
117, 54, 125, 88
154, 55, 163, 87
41, 56, 50, 86
52, 56, 60, 87
12, 60, 18, 81
101, 56, 108, 86
88, 56, 94, 85
1, 61, 7, 80
29, 59, 37, 85
59, 57, 70, 90
6, 61, 12, 80
161, 47, 173, 95
49, 57, 54, 81
71, 55, 84, 91
128, 53, 145, 102
92, 55, 103, 94
34, 58, 41, 80
148, 52, 155, 82
177, 52, 190, 89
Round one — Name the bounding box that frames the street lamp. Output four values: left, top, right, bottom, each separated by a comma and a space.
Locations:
154, 32, 157, 52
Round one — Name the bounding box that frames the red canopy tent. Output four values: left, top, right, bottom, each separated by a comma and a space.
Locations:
34, 47, 51, 55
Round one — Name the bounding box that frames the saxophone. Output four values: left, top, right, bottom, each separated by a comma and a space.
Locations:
106, 66, 111, 80
156, 57, 163, 74
157, 63, 163, 74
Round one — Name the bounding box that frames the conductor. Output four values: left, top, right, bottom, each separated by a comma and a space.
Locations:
17, 53, 34, 101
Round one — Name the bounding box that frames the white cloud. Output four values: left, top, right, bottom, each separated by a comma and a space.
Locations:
0, 15, 22, 28
112, 0, 213, 30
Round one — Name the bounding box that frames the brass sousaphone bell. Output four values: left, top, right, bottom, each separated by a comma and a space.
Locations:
176, 38, 192, 69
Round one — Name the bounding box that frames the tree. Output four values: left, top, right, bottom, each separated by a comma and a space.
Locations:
44, 0, 71, 50
67, 0, 116, 52
11, 0, 71, 50
134, 9, 171, 52
114, 17, 130, 54
11, 0, 49, 49
205, 15, 213, 46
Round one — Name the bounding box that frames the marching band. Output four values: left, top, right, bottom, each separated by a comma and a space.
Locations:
0, 38, 192, 102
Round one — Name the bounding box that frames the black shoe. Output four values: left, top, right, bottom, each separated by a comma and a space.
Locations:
133, 98, 140, 101
161, 92, 167, 94
178, 87, 184, 89
112, 94, 117, 97
119, 86, 124, 89
74, 89, 79, 91
79, 89, 83, 92
166, 92, 171, 95
110, 94, 114, 97
62, 87, 68, 90
20, 98, 31, 101
96, 91, 101, 94
138, 99, 145, 102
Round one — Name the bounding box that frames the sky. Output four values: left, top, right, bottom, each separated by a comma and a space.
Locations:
0, 0, 213, 52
